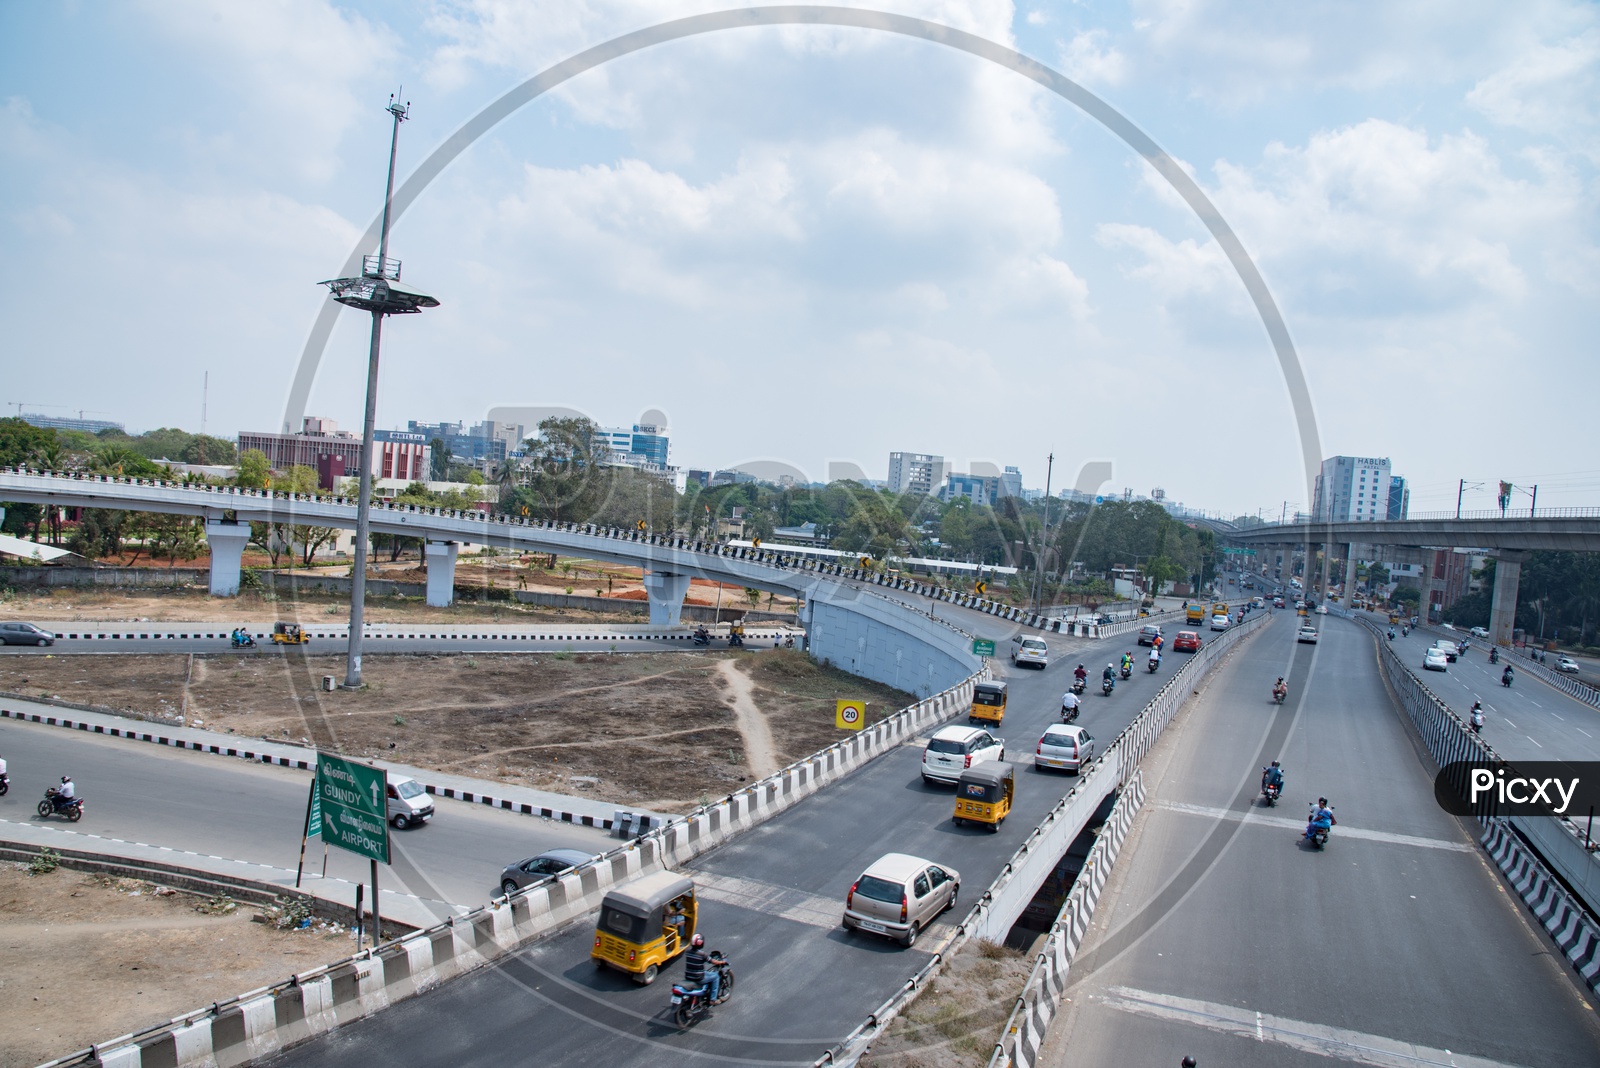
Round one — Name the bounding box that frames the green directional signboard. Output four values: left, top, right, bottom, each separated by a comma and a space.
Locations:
316, 753, 389, 864
972, 639, 996, 657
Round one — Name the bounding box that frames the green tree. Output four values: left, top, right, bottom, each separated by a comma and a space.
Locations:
235, 449, 271, 489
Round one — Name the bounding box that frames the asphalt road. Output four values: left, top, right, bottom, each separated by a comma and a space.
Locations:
259, 622, 1216, 1067
1040, 610, 1600, 1068
1374, 615, 1600, 762
0, 716, 615, 916
0, 632, 778, 656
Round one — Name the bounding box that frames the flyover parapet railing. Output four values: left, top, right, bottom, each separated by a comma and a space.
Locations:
1353, 614, 1600, 997
33, 638, 985, 1068
814, 610, 1269, 1067
1504, 646, 1600, 710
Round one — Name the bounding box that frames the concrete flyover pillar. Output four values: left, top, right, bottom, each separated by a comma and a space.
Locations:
1416, 550, 1435, 625
424, 540, 459, 608
205, 521, 250, 597
643, 571, 692, 626
1490, 550, 1526, 647
1343, 544, 1359, 607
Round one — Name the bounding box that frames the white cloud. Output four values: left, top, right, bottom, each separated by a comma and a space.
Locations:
135, 0, 397, 183
1059, 29, 1127, 87
1467, 28, 1600, 158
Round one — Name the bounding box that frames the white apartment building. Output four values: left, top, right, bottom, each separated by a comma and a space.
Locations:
887, 452, 949, 495
1314, 456, 1399, 522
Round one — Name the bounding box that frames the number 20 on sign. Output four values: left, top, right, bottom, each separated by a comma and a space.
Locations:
835, 700, 867, 731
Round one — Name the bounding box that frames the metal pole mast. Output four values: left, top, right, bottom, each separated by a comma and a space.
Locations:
1034, 453, 1054, 613
344, 96, 409, 690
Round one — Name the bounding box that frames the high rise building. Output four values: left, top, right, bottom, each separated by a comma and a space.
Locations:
887, 452, 947, 495
1001, 466, 1023, 499
938, 473, 1001, 506
1313, 456, 1396, 522
1386, 476, 1410, 520
408, 419, 524, 468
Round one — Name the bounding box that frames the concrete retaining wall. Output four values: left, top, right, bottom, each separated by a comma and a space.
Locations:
34, 670, 981, 1068
807, 587, 980, 697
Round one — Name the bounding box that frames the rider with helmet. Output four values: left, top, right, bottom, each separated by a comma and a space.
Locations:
1261, 760, 1284, 795
683, 933, 720, 1003
53, 774, 76, 812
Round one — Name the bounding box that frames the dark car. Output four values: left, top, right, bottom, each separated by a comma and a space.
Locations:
0, 622, 54, 646
499, 847, 595, 896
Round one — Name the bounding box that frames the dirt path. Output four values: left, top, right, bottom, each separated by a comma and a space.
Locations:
719, 659, 778, 779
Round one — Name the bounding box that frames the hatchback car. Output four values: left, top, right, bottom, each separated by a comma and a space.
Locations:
1557, 657, 1582, 674
1173, 630, 1202, 652
1297, 626, 1318, 644
500, 847, 595, 896
0, 622, 54, 646
1035, 725, 1095, 774
1011, 636, 1050, 669
843, 853, 960, 947
921, 725, 1004, 784
1424, 647, 1449, 671
1273, 597, 1285, 608
1315, 605, 1329, 615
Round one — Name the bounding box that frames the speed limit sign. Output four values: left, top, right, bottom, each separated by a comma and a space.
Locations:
835, 699, 867, 731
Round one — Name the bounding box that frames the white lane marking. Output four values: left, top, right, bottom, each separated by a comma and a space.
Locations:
1097, 986, 1532, 1068
1152, 801, 1473, 852
1550, 712, 1565, 721
1503, 718, 1518, 728
1578, 727, 1593, 738
1528, 699, 1543, 708
1527, 736, 1543, 747
691, 870, 845, 931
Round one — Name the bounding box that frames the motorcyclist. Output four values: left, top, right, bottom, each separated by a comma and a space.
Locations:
1061, 689, 1081, 720
1120, 651, 1133, 672
54, 774, 76, 811
1469, 701, 1484, 732
693, 625, 709, 644
1305, 797, 1336, 841
1102, 663, 1116, 684
1489, 647, 1499, 664
1148, 646, 1161, 667
1073, 664, 1088, 684
1272, 677, 1288, 701
1261, 760, 1284, 795
1387, 628, 1395, 641
1502, 665, 1514, 686
683, 933, 721, 1003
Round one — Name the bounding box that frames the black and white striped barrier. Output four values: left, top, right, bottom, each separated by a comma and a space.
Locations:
1482, 819, 1600, 996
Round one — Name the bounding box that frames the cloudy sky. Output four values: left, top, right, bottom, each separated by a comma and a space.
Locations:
2, 1, 1596, 516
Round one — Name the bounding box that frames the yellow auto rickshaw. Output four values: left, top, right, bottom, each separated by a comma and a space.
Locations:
592, 870, 697, 984
270, 622, 310, 645
1388, 611, 1400, 625
952, 761, 1014, 833
969, 680, 1008, 726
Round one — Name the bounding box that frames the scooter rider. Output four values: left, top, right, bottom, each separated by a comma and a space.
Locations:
1074, 664, 1088, 685
1273, 677, 1287, 700
1502, 665, 1515, 686
1469, 701, 1484, 732
1148, 646, 1161, 667
1120, 651, 1133, 673
1489, 647, 1499, 664
1061, 688, 1081, 721
1261, 760, 1284, 795
1103, 663, 1116, 685
683, 933, 721, 1003
1305, 797, 1336, 841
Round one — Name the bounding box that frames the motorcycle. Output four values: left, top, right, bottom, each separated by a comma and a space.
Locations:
1273, 686, 1287, 706
670, 952, 734, 1028
1261, 781, 1282, 806
1386, 629, 1395, 641
1119, 664, 1132, 681
1502, 671, 1514, 688
0, 771, 8, 796
783, 635, 795, 649
1060, 702, 1079, 724
727, 633, 745, 649
1102, 677, 1115, 696
1489, 648, 1498, 664
1304, 803, 1333, 849
38, 787, 84, 822
230, 632, 256, 649
691, 632, 711, 647
1147, 657, 1160, 673
1401, 626, 1410, 637
1469, 710, 1484, 733
1070, 677, 1086, 696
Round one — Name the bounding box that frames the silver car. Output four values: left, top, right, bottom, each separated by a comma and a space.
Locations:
0, 621, 54, 646
843, 852, 960, 947
499, 847, 595, 896
1035, 725, 1095, 774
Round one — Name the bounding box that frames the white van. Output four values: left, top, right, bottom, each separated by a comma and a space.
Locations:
1011, 635, 1050, 669
387, 775, 435, 829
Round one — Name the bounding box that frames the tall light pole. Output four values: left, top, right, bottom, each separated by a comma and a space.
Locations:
1032, 452, 1054, 613
322, 94, 439, 689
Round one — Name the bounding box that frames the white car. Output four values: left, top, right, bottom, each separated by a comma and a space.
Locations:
921, 725, 1004, 785
1297, 626, 1318, 644
1011, 635, 1050, 669
1035, 725, 1095, 774
1557, 657, 1582, 675
1210, 614, 1230, 632
1470, 627, 1490, 639
1315, 605, 1328, 615
1424, 647, 1449, 671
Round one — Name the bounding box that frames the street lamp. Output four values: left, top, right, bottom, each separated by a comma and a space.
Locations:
321, 95, 439, 689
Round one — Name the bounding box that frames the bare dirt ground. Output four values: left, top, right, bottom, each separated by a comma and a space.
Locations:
857, 938, 1034, 1067
0, 863, 359, 1068
0, 584, 657, 627
0, 651, 913, 812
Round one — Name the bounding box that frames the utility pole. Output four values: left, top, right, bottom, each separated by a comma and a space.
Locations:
321, 93, 439, 690
1033, 453, 1054, 613
1456, 478, 1465, 520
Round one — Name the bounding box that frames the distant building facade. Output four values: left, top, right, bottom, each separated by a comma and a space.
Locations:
1386, 476, 1410, 520
238, 417, 428, 482
1001, 466, 1023, 499
407, 419, 524, 469
21, 412, 124, 434
887, 452, 947, 495
1313, 456, 1395, 522
938, 473, 1001, 506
